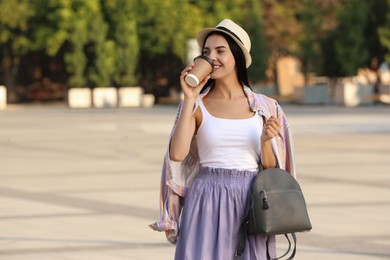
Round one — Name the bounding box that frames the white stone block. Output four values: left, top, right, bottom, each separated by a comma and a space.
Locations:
142, 94, 155, 108
380, 84, 390, 95
68, 88, 92, 108
0, 86, 6, 110
335, 81, 373, 107
380, 71, 390, 84
343, 82, 360, 107
93, 87, 118, 108
379, 85, 390, 104
118, 87, 143, 107
379, 94, 390, 104
297, 85, 332, 105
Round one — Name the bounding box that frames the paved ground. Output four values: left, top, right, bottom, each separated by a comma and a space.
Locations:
0, 103, 389, 260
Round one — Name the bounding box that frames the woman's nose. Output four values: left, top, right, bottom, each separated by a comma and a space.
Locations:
207, 51, 216, 62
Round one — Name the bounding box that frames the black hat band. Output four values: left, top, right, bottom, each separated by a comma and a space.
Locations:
216, 26, 244, 45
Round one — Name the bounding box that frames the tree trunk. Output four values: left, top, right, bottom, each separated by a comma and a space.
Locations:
1, 47, 18, 103
272, 54, 280, 96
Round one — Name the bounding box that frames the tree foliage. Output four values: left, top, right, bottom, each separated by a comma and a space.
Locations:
102, 0, 139, 86
378, 0, 390, 64
0, 0, 35, 94
365, 0, 389, 65
245, 0, 268, 82
0, 0, 389, 101
333, 0, 369, 76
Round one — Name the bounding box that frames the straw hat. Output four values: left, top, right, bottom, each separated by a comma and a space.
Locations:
196, 19, 252, 68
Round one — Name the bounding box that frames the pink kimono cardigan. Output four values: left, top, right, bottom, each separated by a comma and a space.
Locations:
149, 86, 296, 244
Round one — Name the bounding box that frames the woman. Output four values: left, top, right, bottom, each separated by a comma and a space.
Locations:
150, 19, 296, 260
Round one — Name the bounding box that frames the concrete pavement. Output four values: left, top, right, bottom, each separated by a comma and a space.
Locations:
0, 103, 389, 259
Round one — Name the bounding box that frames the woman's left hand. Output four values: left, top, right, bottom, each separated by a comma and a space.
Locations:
261, 116, 281, 143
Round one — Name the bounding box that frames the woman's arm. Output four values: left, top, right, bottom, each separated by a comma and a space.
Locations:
261, 116, 281, 168
169, 98, 197, 161
169, 63, 210, 162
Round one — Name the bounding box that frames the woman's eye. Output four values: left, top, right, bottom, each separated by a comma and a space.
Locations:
202, 50, 209, 55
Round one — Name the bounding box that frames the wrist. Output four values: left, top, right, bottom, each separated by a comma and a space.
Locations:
261, 136, 272, 144
182, 95, 197, 103
178, 97, 197, 116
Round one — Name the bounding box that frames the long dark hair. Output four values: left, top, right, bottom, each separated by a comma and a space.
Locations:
200, 31, 250, 93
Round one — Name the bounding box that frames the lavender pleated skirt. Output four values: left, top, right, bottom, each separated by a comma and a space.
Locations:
175, 166, 276, 260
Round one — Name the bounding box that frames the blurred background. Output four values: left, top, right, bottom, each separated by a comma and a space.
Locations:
0, 1, 389, 260
0, 0, 389, 108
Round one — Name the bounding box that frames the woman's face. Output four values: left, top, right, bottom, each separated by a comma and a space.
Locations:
202, 34, 236, 80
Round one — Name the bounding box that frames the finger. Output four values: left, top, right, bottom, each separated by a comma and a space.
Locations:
265, 121, 279, 134
267, 123, 280, 136
263, 129, 276, 140
267, 116, 279, 124
267, 129, 277, 138
186, 77, 208, 95
267, 116, 279, 123
269, 116, 281, 128
180, 72, 189, 86
180, 71, 187, 80
180, 67, 190, 76
267, 120, 280, 132
181, 67, 192, 77
266, 118, 281, 131
264, 126, 278, 137
180, 70, 193, 86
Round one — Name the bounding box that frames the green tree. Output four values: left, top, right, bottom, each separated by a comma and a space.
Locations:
188, 0, 268, 83
298, 0, 340, 79
87, 6, 116, 87
332, 0, 369, 76
135, 0, 204, 92
64, 1, 90, 87
244, 0, 268, 82
260, 0, 303, 91
135, 0, 267, 92
31, 0, 72, 56
298, 0, 322, 79
0, 0, 35, 100
34, 0, 95, 87
365, 0, 389, 64
102, 0, 139, 86
64, 22, 88, 87
194, 0, 247, 26
33, 0, 140, 88
378, 0, 390, 64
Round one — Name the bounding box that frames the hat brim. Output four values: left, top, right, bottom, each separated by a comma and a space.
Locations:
196, 28, 252, 68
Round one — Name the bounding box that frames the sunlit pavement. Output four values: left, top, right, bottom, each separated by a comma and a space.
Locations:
0, 103, 389, 260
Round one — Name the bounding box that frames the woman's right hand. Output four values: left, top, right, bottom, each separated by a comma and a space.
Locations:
180, 62, 210, 100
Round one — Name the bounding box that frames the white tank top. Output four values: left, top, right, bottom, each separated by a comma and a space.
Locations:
196, 100, 263, 171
